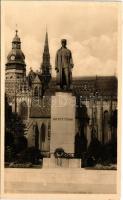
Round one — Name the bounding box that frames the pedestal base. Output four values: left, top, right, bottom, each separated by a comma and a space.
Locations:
43, 157, 81, 168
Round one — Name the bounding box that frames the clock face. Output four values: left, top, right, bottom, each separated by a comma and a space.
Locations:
11, 55, 15, 61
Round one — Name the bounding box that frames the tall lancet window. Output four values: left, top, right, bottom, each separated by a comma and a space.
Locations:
39, 86, 42, 97
41, 123, 46, 142
34, 86, 39, 96
34, 123, 39, 149
103, 110, 109, 143
19, 101, 28, 120
40, 123, 46, 151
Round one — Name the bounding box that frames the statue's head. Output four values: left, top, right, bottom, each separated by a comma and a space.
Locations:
61, 39, 67, 47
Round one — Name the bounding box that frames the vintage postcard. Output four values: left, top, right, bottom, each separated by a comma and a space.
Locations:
0, 1, 122, 200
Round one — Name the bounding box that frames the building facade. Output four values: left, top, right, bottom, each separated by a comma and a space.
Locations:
5, 30, 118, 156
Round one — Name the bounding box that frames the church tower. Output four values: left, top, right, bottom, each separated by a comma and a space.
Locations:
5, 30, 26, 81
41, 31, 51, 87
5, 30, 26, 109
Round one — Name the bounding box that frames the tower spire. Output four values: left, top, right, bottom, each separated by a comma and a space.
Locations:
15, 24, 18, 35
12, 29, 21, 49
41, 31, 51, 74
44, 29, 49, 53
15, 29, 18, 36
41, 30, 51, 86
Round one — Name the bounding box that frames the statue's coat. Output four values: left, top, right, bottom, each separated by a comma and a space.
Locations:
55, 47, 74, 87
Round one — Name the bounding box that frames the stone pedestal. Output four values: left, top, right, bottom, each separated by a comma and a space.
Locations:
43, 92, 81, 168
50, 92, 76, 154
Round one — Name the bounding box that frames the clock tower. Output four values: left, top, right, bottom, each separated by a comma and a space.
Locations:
5, 30, 26, 107
5, 30, 26, 81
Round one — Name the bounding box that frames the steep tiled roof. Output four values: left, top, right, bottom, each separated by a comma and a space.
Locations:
45, 76, 117, 98
29, 76, 117, 118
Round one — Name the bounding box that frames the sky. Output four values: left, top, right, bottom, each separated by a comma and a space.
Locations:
3, 1, 119, 77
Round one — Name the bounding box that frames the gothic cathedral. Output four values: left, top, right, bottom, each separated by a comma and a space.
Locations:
5, 30, 117, 156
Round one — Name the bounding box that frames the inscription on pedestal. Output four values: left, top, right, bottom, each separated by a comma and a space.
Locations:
50, 92, 76, 154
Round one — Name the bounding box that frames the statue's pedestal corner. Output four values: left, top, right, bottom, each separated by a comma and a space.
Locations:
70, 84, 74, 90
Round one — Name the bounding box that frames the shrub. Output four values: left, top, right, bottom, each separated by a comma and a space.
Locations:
14, 136, 28, 153
9, 162, 32, 168
5, 146, 15, 162
101, 140, 117, 164
87, 137, 102, 161
5, 131, 14, 147
17, 147, 43, 165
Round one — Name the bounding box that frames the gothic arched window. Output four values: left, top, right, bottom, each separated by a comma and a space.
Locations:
19, 101, 28, 120
103, 110, 109, 143
39, 86, 42, 97
34, 123, 39, 149
41, 123, 46, 142
34, 86, 38, 96
40, 123, 46, 150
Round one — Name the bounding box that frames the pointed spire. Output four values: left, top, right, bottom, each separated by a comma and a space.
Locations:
44, 30, 49, 53
45, 31, 48, 44
12, 29, 21, 49
15, 24, 18, 36
41, 30, 51, 69
15, 29, 18, 36
41, 30, 51, 81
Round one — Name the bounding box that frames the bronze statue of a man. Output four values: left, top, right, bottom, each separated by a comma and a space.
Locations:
55, 39, 74, 90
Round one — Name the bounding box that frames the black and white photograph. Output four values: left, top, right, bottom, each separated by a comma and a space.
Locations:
0, 0, 122, 198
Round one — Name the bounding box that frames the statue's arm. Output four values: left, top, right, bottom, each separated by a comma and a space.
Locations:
70, 51, 74, 68
55, 51, 59, 72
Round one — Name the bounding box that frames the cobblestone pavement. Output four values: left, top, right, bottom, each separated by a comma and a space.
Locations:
4, 168, 117, 194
